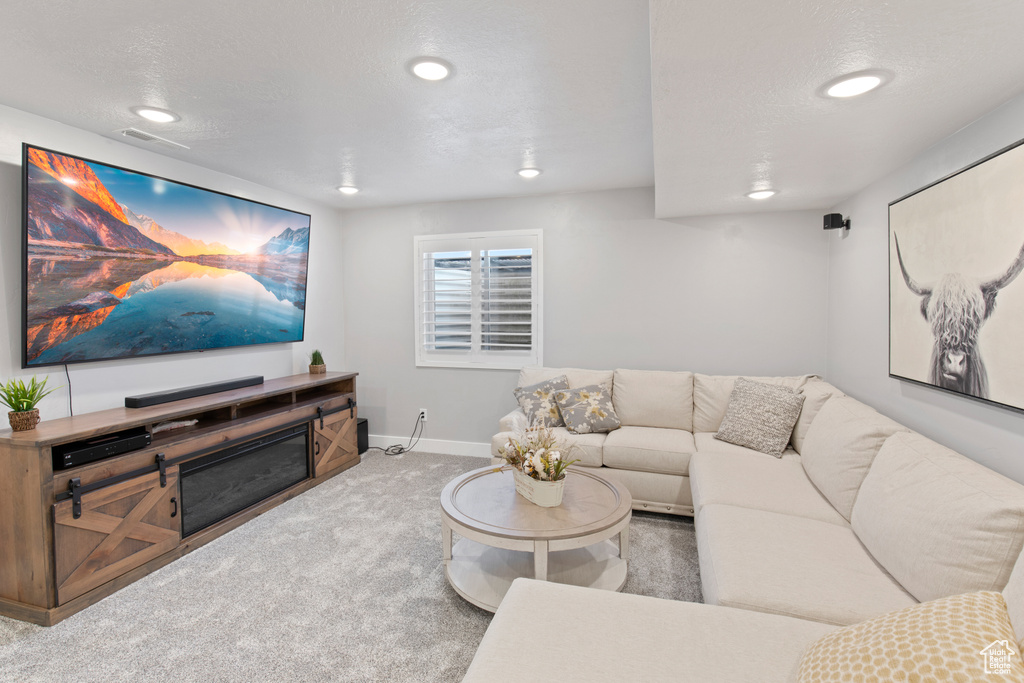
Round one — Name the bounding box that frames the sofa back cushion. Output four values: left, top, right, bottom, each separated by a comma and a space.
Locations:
790, 380, 845, 454
852, 431, 1024, 604
611, 369, 693, 430
1003, 549, 1024, 650
692, 374, 813, 433
799, 395, 904, 521
518, 367, 614, 391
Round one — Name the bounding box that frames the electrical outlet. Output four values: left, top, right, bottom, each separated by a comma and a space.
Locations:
419, 409, 428, 422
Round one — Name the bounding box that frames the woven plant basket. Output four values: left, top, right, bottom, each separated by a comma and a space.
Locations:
308, 364, 326, 374
8, 409, 40, 432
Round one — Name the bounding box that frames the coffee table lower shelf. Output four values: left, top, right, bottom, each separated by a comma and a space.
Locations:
445, 538, 628, 612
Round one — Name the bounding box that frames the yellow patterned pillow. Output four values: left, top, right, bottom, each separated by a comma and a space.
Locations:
797, 591, 1024, 682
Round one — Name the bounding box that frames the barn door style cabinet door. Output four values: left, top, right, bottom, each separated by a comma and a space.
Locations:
313, 404, 359, 477
53, 469, 180, 605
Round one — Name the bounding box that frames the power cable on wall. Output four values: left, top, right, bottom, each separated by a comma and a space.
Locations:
64, 364, 73, 417
365, 411, 425, 456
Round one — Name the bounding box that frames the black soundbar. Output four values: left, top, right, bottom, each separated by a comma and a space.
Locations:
125, 376, 265, 408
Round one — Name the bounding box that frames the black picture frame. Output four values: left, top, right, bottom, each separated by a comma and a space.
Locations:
889, 137, 1024, 413
21, 143, 312, 368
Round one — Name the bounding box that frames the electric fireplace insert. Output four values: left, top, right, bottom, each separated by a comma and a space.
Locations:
179, 424, 309, 537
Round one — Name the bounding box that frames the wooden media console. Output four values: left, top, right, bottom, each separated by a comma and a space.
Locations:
0, 371, 358, 626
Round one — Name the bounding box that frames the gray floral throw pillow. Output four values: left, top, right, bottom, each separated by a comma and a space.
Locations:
714, 377, 805, 457
554, 383, 621, 434
514, 376, 569, 428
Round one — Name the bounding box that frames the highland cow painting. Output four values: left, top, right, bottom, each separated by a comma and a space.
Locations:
22, 144, 310, 367
890, 138, 1024, 412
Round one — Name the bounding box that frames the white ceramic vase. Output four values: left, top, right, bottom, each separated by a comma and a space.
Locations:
512, 468, 565, 507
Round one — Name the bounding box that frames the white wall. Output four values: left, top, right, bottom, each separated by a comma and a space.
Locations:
342, 187, 829, 448
827, 92, 1024, 484
0, 104, 344, 419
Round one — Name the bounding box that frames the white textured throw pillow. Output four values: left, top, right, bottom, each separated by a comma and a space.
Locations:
714, 378, 805, 457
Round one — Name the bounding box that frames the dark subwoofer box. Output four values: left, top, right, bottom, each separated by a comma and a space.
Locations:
357, 418, 368, 454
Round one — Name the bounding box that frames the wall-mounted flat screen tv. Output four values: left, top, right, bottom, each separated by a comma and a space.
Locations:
22, 143, 311, 368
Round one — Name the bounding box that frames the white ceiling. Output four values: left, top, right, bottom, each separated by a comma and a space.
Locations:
651, 0, 1024, 217
2, 1, 1024, 217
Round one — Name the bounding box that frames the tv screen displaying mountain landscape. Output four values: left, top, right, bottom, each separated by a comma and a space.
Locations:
22, 144, 311, 367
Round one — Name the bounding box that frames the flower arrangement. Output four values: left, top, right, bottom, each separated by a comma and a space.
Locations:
501, 424, 579, 482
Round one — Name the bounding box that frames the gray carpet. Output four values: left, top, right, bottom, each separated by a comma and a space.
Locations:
0, 452, 701, 682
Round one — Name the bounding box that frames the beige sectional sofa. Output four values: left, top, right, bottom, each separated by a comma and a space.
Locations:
492, 367, 826, 515
469, 366, 1024, 681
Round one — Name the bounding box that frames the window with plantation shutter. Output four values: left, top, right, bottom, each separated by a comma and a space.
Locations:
415, 230, 542, 369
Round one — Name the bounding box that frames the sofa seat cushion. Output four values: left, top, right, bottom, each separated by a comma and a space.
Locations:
495, 428, 606, 467
462, 578, 837, 683
612, 368, 693, 430
602, 426, 695, 476
852, 430, 1024, 604
697, 504, 917, 626
799, 395, 906, 521
689, 451, 847, 526
693, 432, 799, 460
547, 428, 606, 467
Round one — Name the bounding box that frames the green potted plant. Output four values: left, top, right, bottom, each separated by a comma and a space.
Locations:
0, 376, 59, 432
308, 349, 326, 374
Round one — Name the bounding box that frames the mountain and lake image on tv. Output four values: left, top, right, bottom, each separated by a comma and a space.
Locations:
22, 144, 311, 367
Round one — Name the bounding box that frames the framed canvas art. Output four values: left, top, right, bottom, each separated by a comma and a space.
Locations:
889, 138, 1024, 412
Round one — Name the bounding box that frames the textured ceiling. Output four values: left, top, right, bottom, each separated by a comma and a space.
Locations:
0, 1, 654, 209
2, 2, 1024, 216
651, 0, 1024, 217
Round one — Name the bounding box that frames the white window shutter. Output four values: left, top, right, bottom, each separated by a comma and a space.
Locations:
415, 230, 542, 369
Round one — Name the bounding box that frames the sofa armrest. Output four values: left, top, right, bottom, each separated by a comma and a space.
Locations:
499, 408, 528, 433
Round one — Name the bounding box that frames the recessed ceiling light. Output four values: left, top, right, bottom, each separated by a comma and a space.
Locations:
827, 76, 881, 98
820, 70, 890, 99
337, 186, 359, 195
517, 168, 542, 179
410, 58, 452, 81
746, 189, 776, 200
131, 106, 180, 123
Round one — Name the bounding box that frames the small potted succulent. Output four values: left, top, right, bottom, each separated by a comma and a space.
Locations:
308, 349, 326, 374
1, 376, 58, 432
500, 424, 579, 507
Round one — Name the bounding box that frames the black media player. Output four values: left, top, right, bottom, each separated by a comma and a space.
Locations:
52, 426, 152, 470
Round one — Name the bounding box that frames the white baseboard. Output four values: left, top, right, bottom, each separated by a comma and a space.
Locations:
368, 434, 491, 458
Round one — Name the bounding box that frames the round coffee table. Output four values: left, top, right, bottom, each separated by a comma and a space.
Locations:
440, 465, 632, 612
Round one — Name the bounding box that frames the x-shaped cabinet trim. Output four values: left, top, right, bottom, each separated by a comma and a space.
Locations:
314, 409, 358, 477
53, 469, 180, 605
